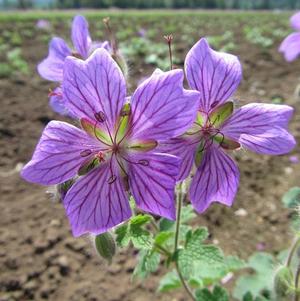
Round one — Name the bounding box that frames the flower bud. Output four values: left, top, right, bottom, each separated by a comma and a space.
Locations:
274, 266, 293, 298
94, 232, 116, 264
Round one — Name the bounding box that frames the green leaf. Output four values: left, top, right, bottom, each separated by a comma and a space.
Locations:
181, 205, 197, 223
282, 187, 300, 209
130, 214, 152, 227
154, 231, 173, 246
225, 255, 247, 271
131, 226, 153, 249
115, 224, 130, 247
196, 286, 229, 301
133, 250, 160, 279
186, 228, 209, 245
234, 252, 275, 300
243, 292, 254, 301
177, 228, 224, 279
159, 218, 175, 231
158, 271, 181, 292
115, 214, 154, 250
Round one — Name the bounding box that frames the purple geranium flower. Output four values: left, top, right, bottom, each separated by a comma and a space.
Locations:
21, 48, 199, 237
161, 38, 296, 213
38, 15, 110, 116
279, 11, 300, 62
36, 19, 51, 30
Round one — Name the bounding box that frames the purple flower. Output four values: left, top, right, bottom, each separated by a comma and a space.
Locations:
36, 19, 51, 30
21, 49, 199, 237
38, 15, 110, 116
161, 38, 296, 213
279, 11, 300, 62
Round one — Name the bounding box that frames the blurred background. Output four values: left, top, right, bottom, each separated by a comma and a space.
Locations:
3, 0, 300, 9
0, 1, 300, 301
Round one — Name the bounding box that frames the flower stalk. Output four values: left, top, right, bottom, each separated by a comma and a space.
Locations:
174, 183, 197, 301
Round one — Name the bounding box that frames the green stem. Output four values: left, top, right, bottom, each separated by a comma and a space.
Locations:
150, 219, 159, 232
173, 183, 197, 301
174, 183, 183, 253
154, 243, 172, 257
287, 237, 300, 267
294, 263, 300, 301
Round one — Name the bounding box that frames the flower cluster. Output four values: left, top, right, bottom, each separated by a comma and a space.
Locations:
22, 15, 296, 237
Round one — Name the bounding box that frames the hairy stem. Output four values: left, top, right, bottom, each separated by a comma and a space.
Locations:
287, 237, 300, 267
174, 183, 183, 252
174, 183, 197, 301
294, 262, 300, 301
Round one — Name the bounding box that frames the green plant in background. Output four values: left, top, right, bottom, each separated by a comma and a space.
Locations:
243, 26, 274, 48
120, 37, 181, 70
0, 48, 29, 78
207, 31, 236, 52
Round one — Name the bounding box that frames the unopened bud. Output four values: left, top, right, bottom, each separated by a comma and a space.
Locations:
94, 232, 116, 264
274, 266, 293, 298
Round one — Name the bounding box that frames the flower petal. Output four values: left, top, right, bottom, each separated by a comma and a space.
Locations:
71, 15, 92, 59
279, 32, 300, 62
38, 37, 71, 82
21, 121, 100, 185
158, 136, 198, 181
185, 38, 242, 113
129, 69, 199, 141
221, 103, 296, 155
190, 144, 240, 213
290, 11, 300, 31
63, 48, 126, 130
64, 160, 131, 237
127, 153, 180, 220
49, 86, 76, 118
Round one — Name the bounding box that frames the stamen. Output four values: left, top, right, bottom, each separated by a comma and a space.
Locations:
80, 149, 92, 157
108, 175, 117, 184
121, 155, 150, 167
138, 159, 149, 166
164, 34, 173, 70
48, 88, 62, 98
94, 111, 107, 123
95, 151, 105, 162
121, 105, 131, 117
71, 52, 83, 59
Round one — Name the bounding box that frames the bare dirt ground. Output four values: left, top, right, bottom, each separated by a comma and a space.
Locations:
1, 17, 300, 301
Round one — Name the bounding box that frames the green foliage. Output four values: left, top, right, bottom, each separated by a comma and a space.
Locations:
2, 0, 300, 9
196, 286, 229, 301
192, 255, 246, 287
242, 292, 269, 301
282, 187, 300, 230
133, 249, 160, 279
244, 26, 273, 48
282, 187, 300, 209
120, 37, 180, 71
207, 31, 236, 52
158, 270, 181, 292
115, 214, 153, 249
274, 266, 294, 299
0, 63, 13, 78
234, 252, 276, 300
177, 228, 224, 278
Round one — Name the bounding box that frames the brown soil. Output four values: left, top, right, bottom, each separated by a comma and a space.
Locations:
1, 15, 300, 301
